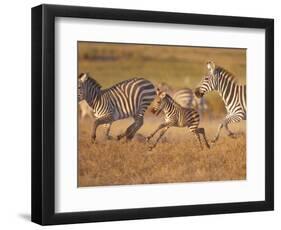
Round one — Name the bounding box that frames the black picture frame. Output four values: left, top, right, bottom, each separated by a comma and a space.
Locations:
31, 4, 274, 225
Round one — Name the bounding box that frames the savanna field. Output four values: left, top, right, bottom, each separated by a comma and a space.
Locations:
78, 42, 246, 187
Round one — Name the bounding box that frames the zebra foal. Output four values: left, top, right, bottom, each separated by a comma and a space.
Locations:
195, 61, 246, 143
146, 89, 210, 150
78, 73, 156, 142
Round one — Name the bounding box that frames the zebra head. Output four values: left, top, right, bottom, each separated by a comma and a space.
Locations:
78, 72, 101, 105
151, 88, 167, 116
78, 73, 87, 102
195, 61, 218, 98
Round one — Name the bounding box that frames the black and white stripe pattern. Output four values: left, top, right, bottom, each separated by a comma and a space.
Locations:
146, 89, 210, 150
173, 88, 195, 108
78, 100, 112, 138
173, 88, 209, 117
195, 61, 246, 143
78, 73, 156, 142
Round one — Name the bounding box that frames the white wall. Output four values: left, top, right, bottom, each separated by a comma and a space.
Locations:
0, 0, 279, 229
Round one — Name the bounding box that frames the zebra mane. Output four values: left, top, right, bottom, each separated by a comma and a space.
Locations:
98, 78, 148, 93
113, 77, 145, 88
165, 93, 182, 108
87, 77, 102, 89
214, 66, 238, 83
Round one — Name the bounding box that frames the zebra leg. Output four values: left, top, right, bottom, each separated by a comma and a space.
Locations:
104, 123, 113, 140
149, 127, 170, 150
116, 122, 136, 141
192, 130, 203, 150
224, 115, 243, 138
91, 120, 98, 143
225, 123, 236, 138
91, 116, 112, 143
196, 128, 210, 149
211, 123, 223, 144
146, 123, 167, 142
212, 115, 239, 143
126, 116, 144, 140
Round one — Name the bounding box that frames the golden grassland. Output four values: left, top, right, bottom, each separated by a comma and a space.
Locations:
78, 116, 246, 187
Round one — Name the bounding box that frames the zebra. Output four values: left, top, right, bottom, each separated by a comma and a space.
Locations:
146, 89, 210, 150
173, 88, 195, 108
194, 61, 246, 143
157, 83, 210, 118
173, 88, 210, 118
78, 100, 112, 139
78, 73, 156, 142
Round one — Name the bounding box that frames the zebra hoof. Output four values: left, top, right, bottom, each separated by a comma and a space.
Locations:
211, 139, 216, 144
125, 137, 133, 142
91, 138, 96, 144
106, 135, 114, 140
148, 144, 156, 151
146, 137, 151, 142
229, 133, 238, 139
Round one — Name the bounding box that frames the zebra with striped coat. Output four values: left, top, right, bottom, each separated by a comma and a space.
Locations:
78, 100, 112, 139
173, 88, 209, 118
78, 73, 156, 142
173, 88, 195, 108
157, 83, 210, 118
146, 89, 210, 150
195, 61, 246, 143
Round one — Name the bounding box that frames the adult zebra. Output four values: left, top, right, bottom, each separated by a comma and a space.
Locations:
173, 88, 209, 118
173, 88, 195, 108
78, 100, 112, 139
78, 73, 156, 142
194, 61, 246, 143
146, 89, 210, 150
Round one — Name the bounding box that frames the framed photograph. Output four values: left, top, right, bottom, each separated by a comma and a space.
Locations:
31, 4, 274, 225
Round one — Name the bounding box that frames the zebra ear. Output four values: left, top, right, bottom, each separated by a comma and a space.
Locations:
160, 92, 166, 98
206, 61, 215, 74
156, 88, 161, 95
79, 73, 88, 82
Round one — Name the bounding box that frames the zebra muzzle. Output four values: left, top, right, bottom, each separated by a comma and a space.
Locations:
194, 87, 204, 98
151, 108, 161, 116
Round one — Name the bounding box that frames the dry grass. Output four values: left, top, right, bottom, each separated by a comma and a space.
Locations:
77, 42, 246, 187
78, 117, 246, 187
